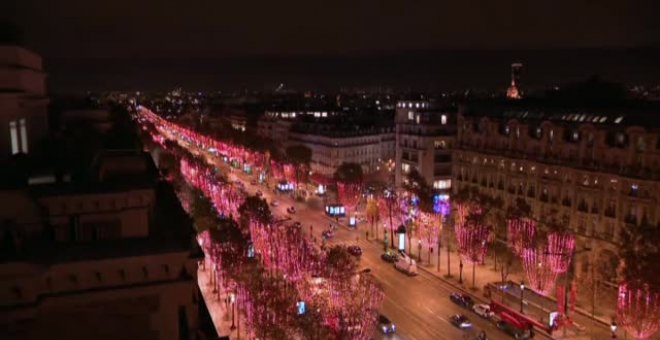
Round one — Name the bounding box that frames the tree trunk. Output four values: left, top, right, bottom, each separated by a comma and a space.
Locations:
472, 261, 476, 289
389, 208, 394, 248
447, 244, 452, 277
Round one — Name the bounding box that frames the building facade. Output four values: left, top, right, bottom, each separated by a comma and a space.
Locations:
0, 46, 49, 161
288, 124, 395, 176
454, 102, 660, 288
394, 100, 456, 193
0, 151, 200, 340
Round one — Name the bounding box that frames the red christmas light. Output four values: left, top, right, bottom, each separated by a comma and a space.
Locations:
521, 247, 558, 296
507, 217, 536, 256
617, 283, 660, 340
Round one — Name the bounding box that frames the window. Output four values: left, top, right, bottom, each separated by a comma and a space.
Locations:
434, 140, 447, 149
408, 111, 414, 120
9, 121, 19, 154
402, 163, 411, 174
433, 179, 452, 190
19, 119, 28, 153
441, 115, 447, 125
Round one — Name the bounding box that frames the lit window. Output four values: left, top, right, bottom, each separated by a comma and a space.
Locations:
402, 163, 411, 174
433, 179, 452, 190
416, 103, 420, 108
9, 121, 19, 154
408, 111, 414, 120
441, 115, 447, 125
614, 116, 624, 124
416, 115, 420, 124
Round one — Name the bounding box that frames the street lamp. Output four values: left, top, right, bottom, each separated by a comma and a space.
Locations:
230, 292, 236, 330
610, 321, 617, 338
520, 282, 525, 313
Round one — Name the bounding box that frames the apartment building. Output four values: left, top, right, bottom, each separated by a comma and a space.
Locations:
454, 100, 660, 288
0, 150, 200, 340
288, 123, 395, 176
394, 100, 457, 192
0, 46, 49, 160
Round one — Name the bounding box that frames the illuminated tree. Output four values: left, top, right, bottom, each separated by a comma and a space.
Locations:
617, 283, 660, 339
522, 247, 558, 296
618, 221, 660, 339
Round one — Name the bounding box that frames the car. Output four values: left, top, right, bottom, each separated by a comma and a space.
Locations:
322, 230, 334, 240
450, 292, 475, 308
287, 206, 296, 214
270, 201, 279, 207
347, 246, 362, 257
381, 251, 399, 263
378, 314, 396, 334
473, 303, 494, 319
449, 314, 473, 329
496, 321, 530, 339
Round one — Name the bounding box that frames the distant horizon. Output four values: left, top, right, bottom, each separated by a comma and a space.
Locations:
41, 47, 660, 94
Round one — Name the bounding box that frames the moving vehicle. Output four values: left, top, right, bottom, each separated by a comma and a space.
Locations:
450, 292, 475, 308
322, 230, 334, 240
394, 256, 418, 276
378, 314, 396, 334
473, 303, 495, 319
381, 251, 399, 263
449, 314, 473, 329
347, 245, 362, 257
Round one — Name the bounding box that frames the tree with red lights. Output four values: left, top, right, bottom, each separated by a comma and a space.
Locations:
617, 221, 660, 339
334, 162, 363, 217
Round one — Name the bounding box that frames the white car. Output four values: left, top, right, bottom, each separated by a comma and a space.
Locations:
472, 303, 494, 319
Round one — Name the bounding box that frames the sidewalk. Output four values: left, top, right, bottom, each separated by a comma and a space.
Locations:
197, 262, 247, 340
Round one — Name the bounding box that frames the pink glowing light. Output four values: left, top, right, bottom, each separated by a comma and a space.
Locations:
617, 283, 660, 339
507, 218, 537, 256
547, 233, 576, 273
521, 247, 558, 296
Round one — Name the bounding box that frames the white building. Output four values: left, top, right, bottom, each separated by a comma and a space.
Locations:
0, 46, 49, 161
394, 100, 456, 192
288, 125, 395, 176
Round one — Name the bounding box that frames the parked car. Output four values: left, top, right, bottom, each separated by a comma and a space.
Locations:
473, 303, 494, 319
381, 251, 399, 263
496, 321, 530, 339
450, 292, 475, 308
378, 314, 396, 334
449, 314, 473, 329
347, 245, 362, 257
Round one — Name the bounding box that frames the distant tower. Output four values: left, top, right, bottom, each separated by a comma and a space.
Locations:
506, 63, 523, 100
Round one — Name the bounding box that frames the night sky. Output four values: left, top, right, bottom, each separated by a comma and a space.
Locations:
4, 0, 660, 91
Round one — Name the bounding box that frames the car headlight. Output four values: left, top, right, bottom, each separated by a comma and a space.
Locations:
382, 326, 388, 333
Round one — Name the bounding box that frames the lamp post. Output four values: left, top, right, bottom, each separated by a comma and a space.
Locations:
230, 292, 236, 330
610, 321, 617, 339
520, 282, 525, 313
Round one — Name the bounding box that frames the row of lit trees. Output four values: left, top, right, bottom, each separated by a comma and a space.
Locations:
145, 109, 385, 339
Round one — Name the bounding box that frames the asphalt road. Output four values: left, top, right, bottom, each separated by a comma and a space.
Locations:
156, 127, 517, 340
218, 158, 512, 340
